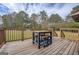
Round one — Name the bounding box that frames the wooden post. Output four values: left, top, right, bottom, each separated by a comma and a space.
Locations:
52, 28, 57, 37
60, 29, 65, 38
4, 28, 6, 44
50, 32, 52, 44
60, 29, 62, 38
38, 32, 40, 49
78, 29, 79, 41
22, 28, 24, 41
52, 28, 54, 36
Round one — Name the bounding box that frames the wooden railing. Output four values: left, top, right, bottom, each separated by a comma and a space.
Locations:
1, 28, 79, 48
54, 28, 79, 41
5, 29, 32, 42
0, 28, 50, 43
0, 28, 33, 48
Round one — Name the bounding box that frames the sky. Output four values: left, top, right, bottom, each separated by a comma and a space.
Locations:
0, 3, 79, 19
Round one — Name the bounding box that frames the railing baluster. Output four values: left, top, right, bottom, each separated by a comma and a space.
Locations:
78, 30, 79, 41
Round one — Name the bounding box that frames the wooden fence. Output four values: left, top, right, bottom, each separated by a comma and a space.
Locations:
5, 29, 32, 42
0, 28, 79, 48
0, 28, 33, 48
54, 28, 79, 41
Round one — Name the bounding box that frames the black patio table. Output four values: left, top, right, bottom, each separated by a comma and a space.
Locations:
32, 31, 52, 49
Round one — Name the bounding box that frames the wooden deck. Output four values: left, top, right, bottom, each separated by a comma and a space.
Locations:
0, 37, 79, 55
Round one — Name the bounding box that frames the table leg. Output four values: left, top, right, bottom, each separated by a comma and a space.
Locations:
32, 32, 35, 44
38, 33, 40, 49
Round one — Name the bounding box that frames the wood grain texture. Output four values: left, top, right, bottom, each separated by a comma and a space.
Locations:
1, 38, 78, 55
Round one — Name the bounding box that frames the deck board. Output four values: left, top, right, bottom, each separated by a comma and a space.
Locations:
39, 39, 64, 55
16, 38, 60, 55
32, 39, 62, 55
73, 42, 79, 55
62, 41, 74, 55
46, 40, 66, 55
1, 37, 79, 55
68, 42, 76, 55
57, 41, 70, 55
51, 40, 69, 55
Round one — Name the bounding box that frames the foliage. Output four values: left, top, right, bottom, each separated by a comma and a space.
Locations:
65, 14, 74, 22
48, 14, 63, 23
40, 10, 49, 29
40, 10, 48, 21
50, 22, 79, 29
2, 10, 79, 29
71, 5, 79, 14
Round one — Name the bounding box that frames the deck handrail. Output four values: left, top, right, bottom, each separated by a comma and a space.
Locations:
59, 28, 79, 41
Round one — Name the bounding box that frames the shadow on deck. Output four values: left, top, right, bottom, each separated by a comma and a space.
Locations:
0, 37, 79, 55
